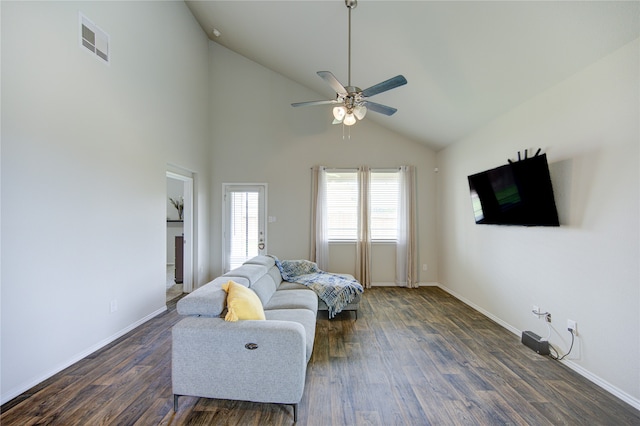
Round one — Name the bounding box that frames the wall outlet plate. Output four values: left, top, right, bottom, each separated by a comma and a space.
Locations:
567, 319, 577, 335
532, 305, 540, 318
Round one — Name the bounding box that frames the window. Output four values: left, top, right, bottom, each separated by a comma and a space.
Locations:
370, 171, 399, 241
325, 169, 399, 241
326, 171, 358, 240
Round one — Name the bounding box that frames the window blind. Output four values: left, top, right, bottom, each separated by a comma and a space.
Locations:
326, 171, 358, 240
229, 191, 260, 269
325, 169, 399, 241
370, 171, 399, 241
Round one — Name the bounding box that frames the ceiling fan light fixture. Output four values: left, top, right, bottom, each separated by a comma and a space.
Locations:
344, 113, 357, 126
333, 105, 347, 121
354, 105, 367, 120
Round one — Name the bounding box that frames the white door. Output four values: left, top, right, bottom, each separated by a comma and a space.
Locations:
223, 184, 267, 272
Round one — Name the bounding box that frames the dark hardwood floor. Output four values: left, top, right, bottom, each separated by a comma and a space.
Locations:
2, 287, 639, 425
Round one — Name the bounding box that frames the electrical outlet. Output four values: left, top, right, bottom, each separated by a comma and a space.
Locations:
545, 313, 552, 323
422, 264, 428, 271
567, 319, 577, 335
532, 305, 540, 318
110, 299, 118, 313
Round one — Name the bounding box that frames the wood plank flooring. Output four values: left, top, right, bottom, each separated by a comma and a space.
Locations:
2, 287, 639, 425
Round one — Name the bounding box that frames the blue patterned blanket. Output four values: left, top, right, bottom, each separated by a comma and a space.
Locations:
272, 257, 363, 318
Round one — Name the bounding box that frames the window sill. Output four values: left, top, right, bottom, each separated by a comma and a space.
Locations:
328, 240, 397, 244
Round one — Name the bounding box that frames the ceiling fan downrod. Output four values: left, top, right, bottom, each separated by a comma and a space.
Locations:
346, 0, 357, 87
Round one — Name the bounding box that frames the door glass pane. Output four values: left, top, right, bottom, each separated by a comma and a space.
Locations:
229, 191, 260, 269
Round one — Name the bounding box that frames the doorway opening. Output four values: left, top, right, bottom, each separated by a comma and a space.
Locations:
167, 169, 195, 301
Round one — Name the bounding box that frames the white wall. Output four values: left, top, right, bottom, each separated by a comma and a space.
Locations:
437, 39, 639, 406
0, 1, 210, 403
208, 42, 438, 283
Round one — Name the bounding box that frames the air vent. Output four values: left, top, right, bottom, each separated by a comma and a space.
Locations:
79, 13, 109, 64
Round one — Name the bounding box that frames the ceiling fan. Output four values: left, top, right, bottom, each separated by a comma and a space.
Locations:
291, 0, 407, 126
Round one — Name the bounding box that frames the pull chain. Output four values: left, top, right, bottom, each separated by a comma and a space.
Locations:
342, 124, 351, 140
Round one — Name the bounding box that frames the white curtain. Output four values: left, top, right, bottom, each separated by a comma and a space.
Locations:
356, 166, 372, 288
310, 166, 329, 270
396, 165, 418, 287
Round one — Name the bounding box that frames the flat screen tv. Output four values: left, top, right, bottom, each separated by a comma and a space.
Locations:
467, 154, 559, 226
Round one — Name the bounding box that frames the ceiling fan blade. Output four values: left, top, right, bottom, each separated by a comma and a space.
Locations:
291, 99, 339, 107
363, 101, 397, 116
361, 75, 407, 98
317, 71, 347, 95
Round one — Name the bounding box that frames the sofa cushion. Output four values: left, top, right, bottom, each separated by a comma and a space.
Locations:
277, 281, 308, 291
217, 276, 250, 288
243, 255, 276, 268
263, 289, 318, 312
223, 264, 268, 286
250, 274, 278, 306
222, 281, 266, 322
264, 308, 317, 363
176, 276, 233, 317
266, 265, 284, 286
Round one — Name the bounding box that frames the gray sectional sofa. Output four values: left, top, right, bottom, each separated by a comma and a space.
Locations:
171, 255, 319, 421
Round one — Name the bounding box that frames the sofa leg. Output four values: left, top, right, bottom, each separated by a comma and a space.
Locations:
173, 394, 179, 412
292, 403, 298, 422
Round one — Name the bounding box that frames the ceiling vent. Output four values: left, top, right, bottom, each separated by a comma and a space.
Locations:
79, 13, 109, 64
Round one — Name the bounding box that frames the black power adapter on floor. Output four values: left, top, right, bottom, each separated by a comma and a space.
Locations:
521, 331, 550, 355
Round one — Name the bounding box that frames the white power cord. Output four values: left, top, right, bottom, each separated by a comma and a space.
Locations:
531, 309, 552, 341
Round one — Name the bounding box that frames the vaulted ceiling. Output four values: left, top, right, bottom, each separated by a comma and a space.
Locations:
186, 1, 639, 151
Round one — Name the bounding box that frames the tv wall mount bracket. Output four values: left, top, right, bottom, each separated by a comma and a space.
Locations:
508, 148, 543, 164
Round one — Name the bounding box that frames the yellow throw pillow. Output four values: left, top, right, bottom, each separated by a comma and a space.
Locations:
221, 280, 266, 322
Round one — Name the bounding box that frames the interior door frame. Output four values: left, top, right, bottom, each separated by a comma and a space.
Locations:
222, 183, 268, 273
167, 168, 195, 293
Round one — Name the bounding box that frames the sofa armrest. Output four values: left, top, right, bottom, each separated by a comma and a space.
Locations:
172, 317, 307, 404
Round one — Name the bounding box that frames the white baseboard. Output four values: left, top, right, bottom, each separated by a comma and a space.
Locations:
436, 283, 520, 335
370, 281, 439, 287
562, 359, 640, 411
435, 282, 640, 411
1, 306, 167, 406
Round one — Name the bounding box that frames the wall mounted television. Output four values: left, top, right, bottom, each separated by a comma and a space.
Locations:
467, 154, 560, 226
